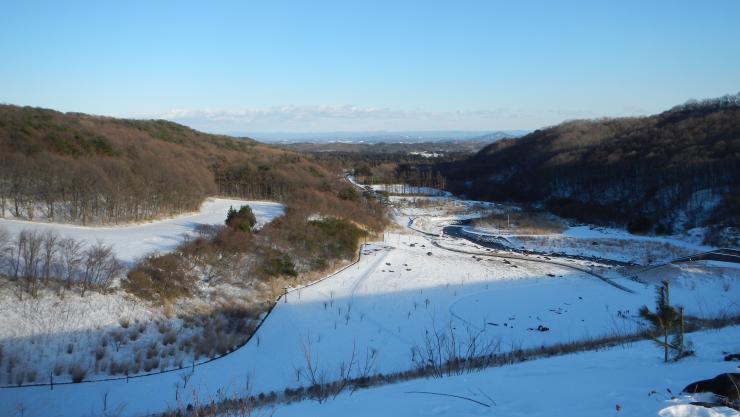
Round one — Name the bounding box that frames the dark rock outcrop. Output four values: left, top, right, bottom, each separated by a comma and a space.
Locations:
683, 373, 740, 401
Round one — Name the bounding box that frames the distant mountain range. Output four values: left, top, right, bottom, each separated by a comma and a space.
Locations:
243, 130, 529, 144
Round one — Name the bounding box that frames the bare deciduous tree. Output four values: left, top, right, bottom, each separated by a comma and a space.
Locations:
40, 230, 59, 285
57, 237, 84, 294
81, 242, 122, 296
19, 230, 43, 298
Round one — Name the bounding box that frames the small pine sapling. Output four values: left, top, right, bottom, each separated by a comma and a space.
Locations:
638, 280, 689, 362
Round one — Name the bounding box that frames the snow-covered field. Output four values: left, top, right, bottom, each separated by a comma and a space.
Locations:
275, 326, 740, 417
0, 192, 736, 417
0, 198, 285, 264
393, 194, 716, 265
1, 229, 736, 416
470, 225, 715, 265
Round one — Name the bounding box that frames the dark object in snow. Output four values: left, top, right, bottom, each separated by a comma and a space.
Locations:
487, 322, 499, 326
547, 273, 556, 277
683, 373, 740, 401
725, 353, 740, 361
404, 391, 492, 408
690, 401, 723, 408
386, 262, 391, 266
528, 325, 550, 332
427, 252, 432, 256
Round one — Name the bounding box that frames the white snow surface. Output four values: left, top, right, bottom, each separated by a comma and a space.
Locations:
1, 194, 737, 417
0, 198, 285, 263
562, 225, 713, 251
275, 326, 740, 417
461, 224, 716, 265
1, 231, 737, 417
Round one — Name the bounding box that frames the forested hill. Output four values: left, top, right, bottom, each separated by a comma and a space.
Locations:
438, 94, 740, 239
0, 105, 383, 229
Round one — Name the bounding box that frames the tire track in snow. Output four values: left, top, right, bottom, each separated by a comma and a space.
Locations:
345, 246, 417, 346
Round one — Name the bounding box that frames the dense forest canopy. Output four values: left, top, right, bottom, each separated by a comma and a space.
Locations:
437, 94, 740, 238
0, 105, 384, 230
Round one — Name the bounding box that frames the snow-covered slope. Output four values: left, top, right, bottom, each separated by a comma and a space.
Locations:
275, 326, 740, 417
0, 193, 736, 417
0, 198, 285, 263
1, 230, 736, 417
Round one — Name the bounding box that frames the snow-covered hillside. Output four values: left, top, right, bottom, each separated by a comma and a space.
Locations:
0, 199, 285, 394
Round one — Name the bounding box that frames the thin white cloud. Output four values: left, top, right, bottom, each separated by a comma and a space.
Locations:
132, 105, 529, 134
154, 105, 517, 121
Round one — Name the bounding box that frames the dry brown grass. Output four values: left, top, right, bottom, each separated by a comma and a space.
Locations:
473, 210, 566, 235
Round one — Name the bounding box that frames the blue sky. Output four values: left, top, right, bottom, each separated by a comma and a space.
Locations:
1, 0, 738, 134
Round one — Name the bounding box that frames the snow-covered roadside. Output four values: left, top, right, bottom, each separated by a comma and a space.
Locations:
0, 198, 285, 263
274, 326, 740, 417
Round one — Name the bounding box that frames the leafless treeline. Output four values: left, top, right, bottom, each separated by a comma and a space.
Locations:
0, 153, 212, 224
354, 165, 447, 194
0, 226, 123, 299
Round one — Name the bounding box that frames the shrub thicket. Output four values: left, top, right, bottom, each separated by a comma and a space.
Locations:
257, 248, 297, 279
123, 253, 197, 303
